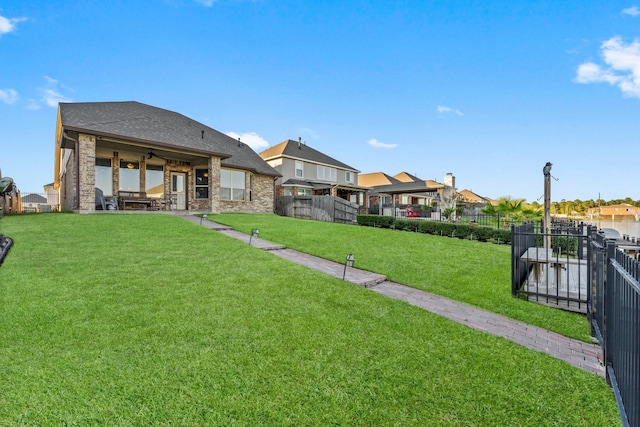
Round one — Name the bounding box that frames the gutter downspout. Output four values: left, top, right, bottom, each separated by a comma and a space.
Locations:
54, 112, 63, 190
273, 176, 278, 213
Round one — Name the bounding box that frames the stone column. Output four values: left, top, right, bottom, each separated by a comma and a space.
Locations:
78, 134, 96, 212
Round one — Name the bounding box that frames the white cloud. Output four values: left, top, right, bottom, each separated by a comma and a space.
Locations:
26, 99, 40, 110
195, 0, 216, 6
622, 6, 640, 16
34, 76, 72, 108
575, 37, 640, 98
0, 88, 18, 104
367, 138, 398, 149
436, 105, 464, 116
0, 15, 27, 35
226, 131, 270, 151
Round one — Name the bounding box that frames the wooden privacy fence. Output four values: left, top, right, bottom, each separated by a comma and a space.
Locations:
276, 196, 358, 224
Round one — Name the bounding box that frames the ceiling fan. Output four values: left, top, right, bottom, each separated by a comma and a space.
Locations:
147, 150, 169, 160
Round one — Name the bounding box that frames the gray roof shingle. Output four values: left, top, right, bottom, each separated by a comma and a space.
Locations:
260, 140, 358, 172
59, 101, 280, 177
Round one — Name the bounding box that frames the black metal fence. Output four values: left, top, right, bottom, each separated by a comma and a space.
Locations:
590, 233, 639, 427
367, 204, 520, 228
513, 223, 639, 425
511, 222, 590, 313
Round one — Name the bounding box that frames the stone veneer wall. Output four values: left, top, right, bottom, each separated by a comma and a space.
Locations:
78, 134, 97, 212
218, 174, 274, 213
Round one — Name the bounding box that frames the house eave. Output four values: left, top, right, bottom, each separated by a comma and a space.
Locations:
61, 125, 233, 160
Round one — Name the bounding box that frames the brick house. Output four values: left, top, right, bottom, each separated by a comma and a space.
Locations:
586, 204, 640, 221
259, 139, 368, 207
358, 171, 452, 209
54, 101, 280, 213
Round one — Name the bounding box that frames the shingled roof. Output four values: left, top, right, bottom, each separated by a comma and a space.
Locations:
259, 140, 358, 172
58, 101, 280, 177
358, 172, 402, 187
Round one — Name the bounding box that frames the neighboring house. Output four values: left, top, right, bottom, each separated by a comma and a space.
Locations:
458, 189, 493, 213
43, 183, 60, 211
20, 193, 47, 212
358, 172, 454, 211
259, 139, 368, 206
586, 204, 640, 221
54, 101, 281, 213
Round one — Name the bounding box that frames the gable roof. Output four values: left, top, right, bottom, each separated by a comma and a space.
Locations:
393, 172, 422, 183
359, 172, 445, 196
358, 172, 401, 187
21, 193, 47, 204
58, 101, 280, 177
260, 140, 358, 172
458, 189, 489, 204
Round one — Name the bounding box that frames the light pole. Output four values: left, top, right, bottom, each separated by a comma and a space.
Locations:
543, 162, 552, 250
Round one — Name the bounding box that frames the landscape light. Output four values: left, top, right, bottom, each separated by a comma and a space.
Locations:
249, 228, 259, 245
343, 253, 355, 280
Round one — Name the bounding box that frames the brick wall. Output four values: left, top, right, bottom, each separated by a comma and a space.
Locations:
218, 174, 275, 213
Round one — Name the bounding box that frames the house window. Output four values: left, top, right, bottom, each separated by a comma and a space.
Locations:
95, 158, 112, 196
146, 164, 164, 198
195, 168, 209, 199
345, 171, 354, 184
297, 188, 312, 196
401, 195, 409, 204
221, 169, 245, 201
119, 160, 140, 192
317, 165, 337, 182
283, 187, 293, 196
381, 195, 391, 205
295, 161, 303, 178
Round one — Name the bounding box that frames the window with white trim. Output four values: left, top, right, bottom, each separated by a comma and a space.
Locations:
317, 165, 337, 182
345, 171, 354, 184
295, 161, 303, 178
297, 188, 312, 196
221, 169, 246, 201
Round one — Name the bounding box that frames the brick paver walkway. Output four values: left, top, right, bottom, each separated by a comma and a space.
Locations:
179, 214, 605, 378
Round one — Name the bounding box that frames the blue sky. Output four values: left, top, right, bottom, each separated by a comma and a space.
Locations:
1, 1, 639, 202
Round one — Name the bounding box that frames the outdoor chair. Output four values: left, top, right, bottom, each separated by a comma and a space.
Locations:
95, 187, 106, 210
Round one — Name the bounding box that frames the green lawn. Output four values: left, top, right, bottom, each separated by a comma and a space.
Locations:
0, 213, 618, 425
212, 213, 592, 342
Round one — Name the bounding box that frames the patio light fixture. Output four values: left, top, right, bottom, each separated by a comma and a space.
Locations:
249, 228, 259, 245
343, 253, 355, 280
126, 162, 135, 169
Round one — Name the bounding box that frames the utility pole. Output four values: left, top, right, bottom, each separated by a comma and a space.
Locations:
543, 162, 552, 250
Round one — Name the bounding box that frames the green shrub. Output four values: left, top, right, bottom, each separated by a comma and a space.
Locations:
357, 215, 513, 245
357, 214, 395, 228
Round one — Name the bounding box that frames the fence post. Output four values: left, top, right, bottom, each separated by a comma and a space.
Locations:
604, 240, 617, 385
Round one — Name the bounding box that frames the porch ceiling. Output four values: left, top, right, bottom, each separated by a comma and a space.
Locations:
96, 139, 210, 165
